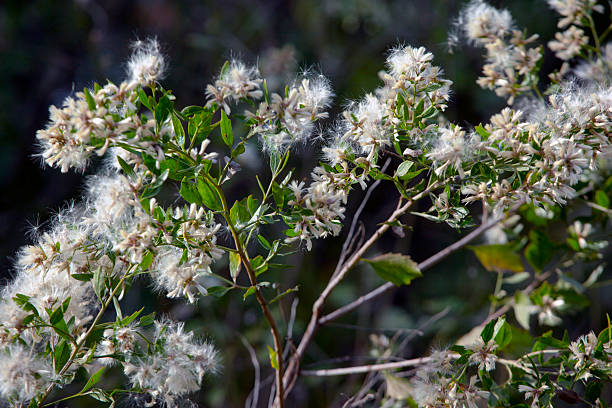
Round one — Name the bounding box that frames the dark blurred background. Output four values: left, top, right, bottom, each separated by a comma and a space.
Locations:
2, 1, 609, 407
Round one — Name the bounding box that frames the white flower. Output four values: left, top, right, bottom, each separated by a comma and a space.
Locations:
568, 220, 593, 248
519, 384, 549, 407
537, 295, 565, 326
548, 26, 588, 60
467, 338, 498, 371
547, 0, 604, 28
205, 60, 263, 114
427, 125, 472, 178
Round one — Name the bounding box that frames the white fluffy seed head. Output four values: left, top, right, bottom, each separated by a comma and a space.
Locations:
456, 0, 514, 45
0, 344, 54, 403
127, 38, 166, 87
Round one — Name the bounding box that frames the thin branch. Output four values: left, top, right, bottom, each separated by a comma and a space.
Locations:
334, 158, 392, 278
210, 175, 285, 408
320, 200, 525, 326
301, 357, 432, 377
283, 182, 441, 395
240, 334, 261, 408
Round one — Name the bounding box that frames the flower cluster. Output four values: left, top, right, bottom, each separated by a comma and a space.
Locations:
247, 74, 333, 152
122, 321, 218, 407
36, 39, 168, 173
456, 0, 542, 104
205, 60, 263, 114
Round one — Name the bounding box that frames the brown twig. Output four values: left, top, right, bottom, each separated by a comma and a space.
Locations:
282, 182, 440, 396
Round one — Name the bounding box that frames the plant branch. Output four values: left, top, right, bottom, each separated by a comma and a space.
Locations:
333, 158, 392, 278
38, 266, 134, 405
282, 181, 441, 396
301, 357, 432, 377
211, 176, 285, 408
320, 200, 524, 326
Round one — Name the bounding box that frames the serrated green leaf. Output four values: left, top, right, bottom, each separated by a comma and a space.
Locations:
493, 318, 512, 349
363, 253, 422, 287
54, 340, 71, 373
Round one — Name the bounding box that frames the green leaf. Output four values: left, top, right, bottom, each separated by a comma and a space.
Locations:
230, 200, 250, 226
140, 250, 154, 270
524, 230, 554, 272
120, 307, 144, 326
138, 88, 152, 110
396, 161, 414, 178
252, 255, 268, 276
220, 110, 233, 146
269, 286, 299, 304
480, 319, 496, 343
54, 340, 71, 373
140, 169, 169, 199
595, 190, 610, 208
138, 312, 155, 327
229, 252, 241, 282
83, 88, 96, 110
71, 273, 93, 282
79, 367, 105, 394
207, 286, 232, 298
469, 244, 524, 273
172, 113, 186, 149
243, 286, 256, 300
503, 271, 530, 285
269, 151, 282, 174
475, 124, 490, 138
180, 178, 203, 205
513, 292, 533, 330
188, 111, 215, 146
268, 345, 279, 370
257, 235, 272, 250
181, 105, 204, 116
493, 318, 513, 349
154, 95, 172, 125
197, 178, 222, 211
363, 253, 422, 287
116, 156, 136, 179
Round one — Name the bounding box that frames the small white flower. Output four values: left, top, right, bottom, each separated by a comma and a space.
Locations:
467, 338, 498, 371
